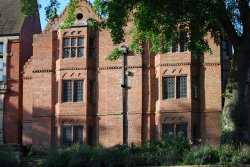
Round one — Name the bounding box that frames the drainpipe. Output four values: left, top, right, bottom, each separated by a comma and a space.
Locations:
119, 45, 128, 145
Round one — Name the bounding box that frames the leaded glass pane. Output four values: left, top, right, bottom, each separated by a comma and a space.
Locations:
162, 124, 174, 137
248, 69, 250, 82
172, 45, 178, 52
163, 47, 171, 53
74, 126, 83, 144
176, 124, 188, 138
64, 38, 70, 47
180, 32, 188, 52
78, 38, 84, 46
0, 70, 3, 82
71, 38, 77, 46
0, 58, 3, 70
74, 80, 83, 102
78, 47, 84, 57
63, 48, 70, 58
62, 126, 72, 145
163, 77, 175, 99
71, 48, 76, 57
63, 81, 72, 102
0, 43, 3, 54
177, 76, 187, 98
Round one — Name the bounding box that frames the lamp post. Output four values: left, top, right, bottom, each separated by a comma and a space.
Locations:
119, 45, 128, 145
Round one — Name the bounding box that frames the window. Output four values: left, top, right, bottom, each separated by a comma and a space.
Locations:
177, 76, 187, 98
74, 81, 83, 102
62, 126, 83, 145
247, 68, 250, 83
163, 77, 175, 99
0, 43, 3, 82
162, 32, 188, 54
162, 123, 188, 138
163, 76, 187, 99
63, 80, 83, 102
89, 80, 95, 103
180, 32, 188, 52
63, 37, 84, 58
89, 38, 95, 58
221, 37, 229, 60
192, 77, 199, 99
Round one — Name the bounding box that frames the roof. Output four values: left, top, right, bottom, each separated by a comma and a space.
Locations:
0, 0, 26, 36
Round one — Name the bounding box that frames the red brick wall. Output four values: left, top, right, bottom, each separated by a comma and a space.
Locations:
22, 2, 225, 150
4, 40, 21, 143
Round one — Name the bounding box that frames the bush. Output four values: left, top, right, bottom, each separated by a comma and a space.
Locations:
0, 151, 18, 167
183, 145, 219, 165
42, 144, 106, 167
137, 135, 190, 166
232, 146, 250, 165
219, 144, 238, 165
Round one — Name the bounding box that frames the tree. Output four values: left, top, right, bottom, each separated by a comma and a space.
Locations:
21, 0, 250, 145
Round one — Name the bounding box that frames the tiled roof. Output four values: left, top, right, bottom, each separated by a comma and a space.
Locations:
0, 0, 26, 36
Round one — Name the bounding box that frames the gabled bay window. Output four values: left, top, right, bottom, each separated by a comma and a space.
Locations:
63, 37, 84, 58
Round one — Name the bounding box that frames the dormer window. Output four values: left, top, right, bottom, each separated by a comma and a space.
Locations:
63, 37, 84, 58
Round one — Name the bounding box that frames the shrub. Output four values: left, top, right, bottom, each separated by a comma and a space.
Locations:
232, 147, 250, 165
42, 144, 106, 167
138, 135, 190, 166
219, 144, 238, 165
0, 151, 18, 167
183, 145, 219, 165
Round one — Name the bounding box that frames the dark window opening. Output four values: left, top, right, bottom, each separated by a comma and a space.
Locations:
162, 123, 188, 138
89, 80, 95, 103
192, 77, 199, 99
76, 13, 83, 20
63, 37, 84, 58
180, 32, 188, 52
163, 77, 175, 99
177, 76, 187, 98
63, 80, 83, 102
62, 126, 83, 146
87, 126, 95, 146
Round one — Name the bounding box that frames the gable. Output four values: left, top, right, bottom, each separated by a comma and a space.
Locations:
44, 0, 99, 33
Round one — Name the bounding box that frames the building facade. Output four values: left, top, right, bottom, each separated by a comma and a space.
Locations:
22, 1, 228, 151
0, 0, 41, 144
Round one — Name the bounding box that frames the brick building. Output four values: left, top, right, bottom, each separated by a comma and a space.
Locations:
0, 0, 41, 144
22, 1, 235, 151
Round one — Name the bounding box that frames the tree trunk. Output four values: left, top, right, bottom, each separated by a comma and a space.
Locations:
221, 45, 250, 145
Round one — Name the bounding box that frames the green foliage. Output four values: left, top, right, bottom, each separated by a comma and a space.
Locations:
45, 0, 60, 21
183, 145, 219, 165
42, 136, 189, 167
59, 0, 79, 29
42, 144, 105, 167
219, 144, 238, 165
232, 147, 250, 164
0, 151, 18, 167
106, 48, 121, 61
21, 0, 40, 16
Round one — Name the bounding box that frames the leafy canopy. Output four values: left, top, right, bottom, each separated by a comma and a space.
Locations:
93, 0, 249, 57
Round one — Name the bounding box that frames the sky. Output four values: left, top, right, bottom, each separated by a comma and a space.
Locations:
39, 0, 70, 30
38, 0, 94, 31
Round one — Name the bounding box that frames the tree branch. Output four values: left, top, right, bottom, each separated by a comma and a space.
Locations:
238, 0, 249, 26
216, 4, 240, 47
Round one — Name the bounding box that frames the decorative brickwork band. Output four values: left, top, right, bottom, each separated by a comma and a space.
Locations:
32, 69, 53, 73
